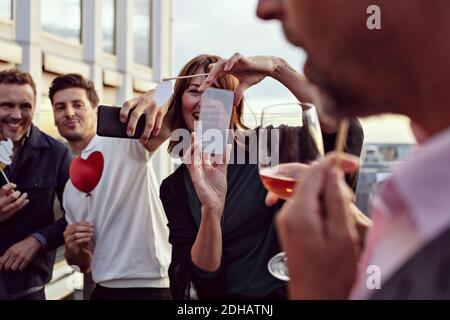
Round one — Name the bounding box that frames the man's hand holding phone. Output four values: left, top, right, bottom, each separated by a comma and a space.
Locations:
120, 89, 167, 145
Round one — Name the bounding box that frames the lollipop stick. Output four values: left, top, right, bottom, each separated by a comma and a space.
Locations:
334, 119, 350, 167
87, 193, 92, 223
162, 73, 209, 82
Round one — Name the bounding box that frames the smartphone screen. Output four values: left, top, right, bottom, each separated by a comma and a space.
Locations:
195, 88, 234, 154
97, 105, 145, 139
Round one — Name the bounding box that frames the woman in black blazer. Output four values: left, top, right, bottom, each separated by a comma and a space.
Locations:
159, 54, 364, 300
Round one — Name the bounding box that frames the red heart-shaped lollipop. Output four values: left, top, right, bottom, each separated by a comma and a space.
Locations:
69, 151, 104, 194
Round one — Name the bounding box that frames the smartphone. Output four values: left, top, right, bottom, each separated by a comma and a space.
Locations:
196, 88, 234, 154
97, 105, 145, 139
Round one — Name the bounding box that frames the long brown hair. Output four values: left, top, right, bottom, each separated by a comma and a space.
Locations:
168, 54, 248, 153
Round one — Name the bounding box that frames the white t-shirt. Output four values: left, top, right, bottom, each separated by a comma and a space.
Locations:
63, 135, 171, 288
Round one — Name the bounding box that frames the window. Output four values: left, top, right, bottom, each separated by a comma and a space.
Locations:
0, 0, 12, 20
102, 0, 116, 54
133, 0, 152, 66
41, 0, 81, 43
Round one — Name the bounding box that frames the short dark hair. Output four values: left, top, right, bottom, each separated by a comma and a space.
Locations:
49, 74, 99, 108
0, 68, 37, 100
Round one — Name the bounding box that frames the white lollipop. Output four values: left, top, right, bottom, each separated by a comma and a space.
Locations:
0, 139, 13, 184
0, 139, 13, 169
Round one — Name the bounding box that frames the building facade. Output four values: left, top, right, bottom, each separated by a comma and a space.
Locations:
0, 0, 173, 182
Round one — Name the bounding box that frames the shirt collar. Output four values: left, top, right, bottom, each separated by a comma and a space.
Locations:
21, 125, 50, 149
81, 134, 101, 159
389, 126, 450, 238
21, 127, 31, 147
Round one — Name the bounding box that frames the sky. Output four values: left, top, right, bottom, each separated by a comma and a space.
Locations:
172, 0, 415, 143
172, 0, 306, 126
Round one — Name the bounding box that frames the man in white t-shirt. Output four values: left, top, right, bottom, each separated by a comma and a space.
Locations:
49, 74, 172, 300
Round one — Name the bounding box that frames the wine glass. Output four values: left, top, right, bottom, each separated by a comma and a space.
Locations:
258, 102, 324, 281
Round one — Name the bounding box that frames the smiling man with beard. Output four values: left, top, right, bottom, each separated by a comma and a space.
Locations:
0, 69, 72, 300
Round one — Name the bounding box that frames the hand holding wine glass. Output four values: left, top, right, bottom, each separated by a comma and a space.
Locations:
263, 163, 310, 207
258, 102, 324, 281
274, 154, 362, 299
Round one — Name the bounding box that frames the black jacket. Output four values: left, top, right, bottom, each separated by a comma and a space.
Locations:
0, 125, 72, 299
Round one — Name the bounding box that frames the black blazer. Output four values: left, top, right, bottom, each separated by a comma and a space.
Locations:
0, 125, 72, 299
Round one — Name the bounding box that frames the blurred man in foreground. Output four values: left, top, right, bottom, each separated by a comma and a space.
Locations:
0, 69, 71, 300
255, 0, 450, 299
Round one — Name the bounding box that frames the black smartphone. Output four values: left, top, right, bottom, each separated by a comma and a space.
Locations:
97, 105, 146, 139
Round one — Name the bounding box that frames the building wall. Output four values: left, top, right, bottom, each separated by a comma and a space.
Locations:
0, 0, 173, 183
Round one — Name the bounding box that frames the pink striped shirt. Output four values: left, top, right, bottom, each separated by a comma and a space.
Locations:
351, 127, 450, 299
